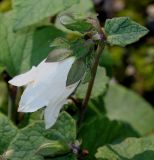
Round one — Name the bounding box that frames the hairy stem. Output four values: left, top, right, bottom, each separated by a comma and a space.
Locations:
79, 42, 105, 125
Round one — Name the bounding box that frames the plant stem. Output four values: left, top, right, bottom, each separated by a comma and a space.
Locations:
2, 71, 18, 123
79, 42, 105, 125
8, 85, 18, 123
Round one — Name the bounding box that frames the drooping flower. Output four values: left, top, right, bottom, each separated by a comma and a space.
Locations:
9, 57, 79, 129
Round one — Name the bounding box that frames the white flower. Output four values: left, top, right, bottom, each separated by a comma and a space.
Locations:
9, 57, 79, 129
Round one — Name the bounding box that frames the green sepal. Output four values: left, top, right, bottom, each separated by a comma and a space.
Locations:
71, 39, 94, 59
46, 48, 72, 62
81, 69, 92, 84
66, 57, 86, 86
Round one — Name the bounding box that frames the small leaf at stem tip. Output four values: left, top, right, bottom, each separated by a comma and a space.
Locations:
104, 17, 149, 47
59, 14, 93, 33
46, 48, 72, 62
36, 140, 70, 157
66, 58, 86, 86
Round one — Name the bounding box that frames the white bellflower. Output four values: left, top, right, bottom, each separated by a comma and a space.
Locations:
9, 57, 78, 129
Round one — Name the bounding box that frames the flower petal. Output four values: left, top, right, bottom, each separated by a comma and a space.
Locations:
8, 66, 37, 87
16, 60, 58, 112
43, 82, 78, 128
18, 82, 48, 112
35, 57, 75, 86
44, 100, 65, 129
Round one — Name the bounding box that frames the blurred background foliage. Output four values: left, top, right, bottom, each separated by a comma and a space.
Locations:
0, 0, 11, 12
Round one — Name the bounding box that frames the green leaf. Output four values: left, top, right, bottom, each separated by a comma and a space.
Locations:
8, 122, 56, 160
72, 0, 93, 13
60, 14, 93, 33
99, 47, 112, 67
104, 17, 149, 47
0, 113, 17, 154
31, 26, 65, 66
0, 12, 33, 76
64, 0, 93, 15
79, 116, 138, 160
36, 140, 70, 157
104, 84, 154, 136
12, 0, 79, 30
8, 112, 76, 160
46, 48, 72, 62
52, 112, 76, 143
76, 67, 109, 99
51, 153, 77, 160
95, 136, 154, 160
66, 58, 86, 86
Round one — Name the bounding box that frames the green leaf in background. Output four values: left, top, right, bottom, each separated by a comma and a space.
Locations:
66, 58, 86, 86
95, 136, 154, 160
0, 12, 33, 76
8, 122, 56, 160
31, 26, 65, 66
8, 112, 76, 160
0, 65, 5, 74
12, 0, 79, 30
76, 67, 109, 99
99, 47, 113, 77
104, 17, 149, 47
52, 112, 76, 143
50, 153, 77, 160
104, 84, 154, 136
0, 113, 17, 154
79, 116, 138, 160
68, 0, 93, 14
0, 81, 7, 114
